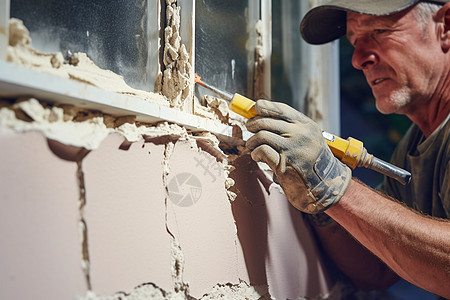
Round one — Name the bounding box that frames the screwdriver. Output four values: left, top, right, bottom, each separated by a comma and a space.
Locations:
194, 74, 411, 185
195, 74, 258, 119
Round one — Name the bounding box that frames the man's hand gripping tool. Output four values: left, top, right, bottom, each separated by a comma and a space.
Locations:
195, 74, 411, 185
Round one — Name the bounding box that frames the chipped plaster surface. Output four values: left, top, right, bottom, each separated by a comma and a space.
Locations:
0, 98, 189, 150
0, 97, 253, 297
0, 97, 340, 299
0, 126, 344, 299
0, 2, 341, 299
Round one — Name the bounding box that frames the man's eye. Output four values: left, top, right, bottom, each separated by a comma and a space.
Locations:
375, 29, 387, 34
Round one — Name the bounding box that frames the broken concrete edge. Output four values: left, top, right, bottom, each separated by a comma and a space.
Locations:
76, 278, 352, 300
0, 96, 239, 203
161, 140, 191, 298
78, 280, 271, 300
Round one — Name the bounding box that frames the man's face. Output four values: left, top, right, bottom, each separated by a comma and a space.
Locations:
346, 7, 440, 115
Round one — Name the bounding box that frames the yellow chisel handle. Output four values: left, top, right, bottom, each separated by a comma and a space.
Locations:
230, 94, 258, 119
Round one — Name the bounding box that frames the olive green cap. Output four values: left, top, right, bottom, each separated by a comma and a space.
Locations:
300, 0, 449, 45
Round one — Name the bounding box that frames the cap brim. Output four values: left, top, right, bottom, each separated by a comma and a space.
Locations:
300, 0, 419, 45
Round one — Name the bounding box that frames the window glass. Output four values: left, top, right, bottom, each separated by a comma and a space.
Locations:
10, 0, 158, 91
195, 0, 252, 99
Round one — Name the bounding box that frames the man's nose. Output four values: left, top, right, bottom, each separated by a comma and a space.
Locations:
351, 40, 378, 70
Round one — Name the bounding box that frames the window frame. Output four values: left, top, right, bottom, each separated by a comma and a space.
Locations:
0, 0, 339, 141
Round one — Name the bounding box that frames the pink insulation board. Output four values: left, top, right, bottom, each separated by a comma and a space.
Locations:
165, 140, 242, 297
83, 133, 173, 295
0, 129, 87, 299
0, 129, 338, 299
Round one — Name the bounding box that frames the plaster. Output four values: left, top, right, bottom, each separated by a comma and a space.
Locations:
0, 98, 189, 150
0, 119, 346, 299
0, 2, 344, 299
155, 0, 193, 111
81, 281, 269, 300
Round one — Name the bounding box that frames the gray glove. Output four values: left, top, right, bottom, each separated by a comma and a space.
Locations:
246, 100, 351, 214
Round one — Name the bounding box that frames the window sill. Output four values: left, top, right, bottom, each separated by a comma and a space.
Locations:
0, 61, 250, 145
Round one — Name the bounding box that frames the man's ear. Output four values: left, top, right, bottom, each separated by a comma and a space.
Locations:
436, 3, 450, 51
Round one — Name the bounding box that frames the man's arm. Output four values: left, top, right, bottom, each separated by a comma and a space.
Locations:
325, 179, 450, 298
309, 212, 400, 290
245, 100, 449, 298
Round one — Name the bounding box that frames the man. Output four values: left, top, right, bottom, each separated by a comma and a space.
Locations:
245, 0, 450, 298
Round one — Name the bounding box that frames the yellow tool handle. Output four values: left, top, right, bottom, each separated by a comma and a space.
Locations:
322, 132, 366, 170
322, 131, 411, 185
230, 94, 258, 119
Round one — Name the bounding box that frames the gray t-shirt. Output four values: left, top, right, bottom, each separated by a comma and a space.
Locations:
380, 115, 449, 219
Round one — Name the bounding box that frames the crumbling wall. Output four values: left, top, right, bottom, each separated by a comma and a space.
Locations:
0, 1, 343, 299
0, 99, 269, 299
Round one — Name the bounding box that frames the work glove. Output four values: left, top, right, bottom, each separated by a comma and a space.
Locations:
246, 100, 352, 214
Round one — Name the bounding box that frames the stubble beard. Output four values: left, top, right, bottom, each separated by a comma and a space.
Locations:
375, 86, 411, 115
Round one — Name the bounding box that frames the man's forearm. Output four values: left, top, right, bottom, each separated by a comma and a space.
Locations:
326, 179, 450, 298
310, 216, 399, 290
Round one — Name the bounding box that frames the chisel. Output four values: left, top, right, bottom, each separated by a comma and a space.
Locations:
194, 74, 411, 185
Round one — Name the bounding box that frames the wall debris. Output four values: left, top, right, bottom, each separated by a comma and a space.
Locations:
155, 0, 193, 111
80, 281, 270, 300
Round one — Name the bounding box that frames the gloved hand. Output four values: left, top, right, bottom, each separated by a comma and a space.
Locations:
246, 100, 351, 214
